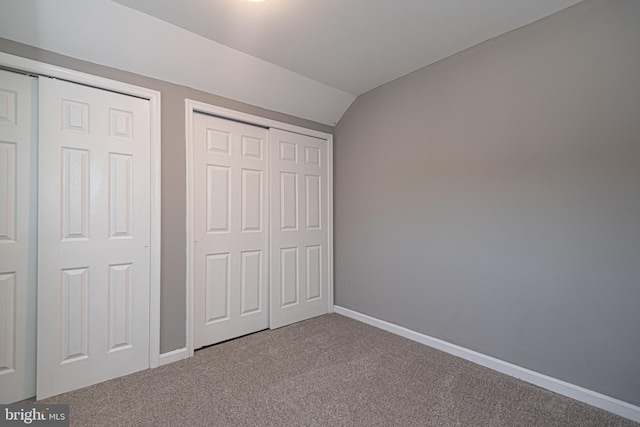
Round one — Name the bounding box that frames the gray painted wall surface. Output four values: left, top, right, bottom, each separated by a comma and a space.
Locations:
0, 38, 333, 353
334, 0, 640, 405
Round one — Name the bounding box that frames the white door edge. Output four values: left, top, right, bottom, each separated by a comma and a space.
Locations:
327, 134, 334, 315
185, 99, 334, 357
0, 52, 162, 370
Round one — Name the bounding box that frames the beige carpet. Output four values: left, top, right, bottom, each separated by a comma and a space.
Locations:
40, 313, 637, 426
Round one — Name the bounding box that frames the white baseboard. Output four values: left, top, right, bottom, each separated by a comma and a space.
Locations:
158, 348, 188, 366
333, 305, 640, 423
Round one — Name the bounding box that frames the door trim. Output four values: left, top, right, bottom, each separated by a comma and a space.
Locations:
0, 52, 162, 369
185, 99, 334, 357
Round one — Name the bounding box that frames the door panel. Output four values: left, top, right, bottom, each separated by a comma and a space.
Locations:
37, 78, 151, 400
193, 113, 269, 348
0, 69, 36, 403
270, 129, 329, 329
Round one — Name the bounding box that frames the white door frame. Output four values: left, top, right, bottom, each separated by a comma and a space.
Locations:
0, 52, 162, 369
185, 99, 334, 357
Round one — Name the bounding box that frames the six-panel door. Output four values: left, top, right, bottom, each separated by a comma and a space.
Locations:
0, 69, 37, 403
193, 113, 269, 348
269, 129, 329, 329
37, 78, 151, 399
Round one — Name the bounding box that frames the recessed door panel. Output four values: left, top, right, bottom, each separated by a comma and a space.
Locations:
0, 142, 16, 242
206, 165, 231, 233
108, 264, 132, 352
305, 175, 321, 230
242, 136, 262, 160
280, 248, 298, 307
241, 250, 262, 315
62, 100, 89, 133
205, 253, 230, 324
61, 268, 89, 363
109, 109, 133, 140
207, 129, 230, 154
0, 272, 15, 373
109, 154, 133, 239
62, 148, 89, 241
242, 169, 262, 232
280, 172, 298, 231
279, 141, 297, 163
305, 147, 320, 166
0, 89, 17, 124
306, 246, 322, 302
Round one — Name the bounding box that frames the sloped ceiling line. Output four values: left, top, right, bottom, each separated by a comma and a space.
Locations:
0, 0, 583, 125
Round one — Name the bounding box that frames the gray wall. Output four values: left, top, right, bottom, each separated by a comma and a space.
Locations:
334, 0, 640, 406
0, 38, 333, 354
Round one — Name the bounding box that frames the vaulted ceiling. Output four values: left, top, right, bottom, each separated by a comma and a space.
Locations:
0, 0, 583, 125
111, 0, 583, 95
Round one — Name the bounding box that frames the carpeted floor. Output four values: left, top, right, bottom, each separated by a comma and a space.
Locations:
39, 313, 637, 426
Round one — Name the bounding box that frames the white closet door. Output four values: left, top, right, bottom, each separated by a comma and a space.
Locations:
270, 129, 329, 329
193, 113, 269, 348
0, 69, 37, 403
37, 78, 151, 399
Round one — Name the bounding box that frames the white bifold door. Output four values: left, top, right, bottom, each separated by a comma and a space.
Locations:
192, 113, 330, 348
0, 69, 37, 403
193, 113, 269, 348
37, 78, 151, 399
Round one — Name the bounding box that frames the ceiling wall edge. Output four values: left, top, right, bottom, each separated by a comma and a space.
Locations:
0, 0, 355, 126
